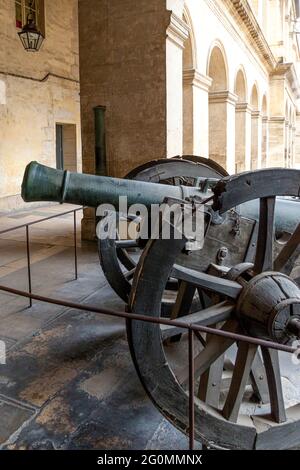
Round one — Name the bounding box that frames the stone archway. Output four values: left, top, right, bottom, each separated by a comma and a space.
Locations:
291, 109, 296, 167
250, 84, 261, 169
208, 44, 235, 171
288, 106, 294, 168
234, 68, 250, 172
182, 11, 196, 155
284, 102, 290, 167
261, 94, 269, 168
182, 8, 211, 158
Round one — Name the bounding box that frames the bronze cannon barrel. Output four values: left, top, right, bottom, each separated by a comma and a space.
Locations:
21, 161, 300, 236
21, 161, 206, 210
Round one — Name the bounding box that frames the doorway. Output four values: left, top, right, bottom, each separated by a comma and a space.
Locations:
56, 124, 77, 172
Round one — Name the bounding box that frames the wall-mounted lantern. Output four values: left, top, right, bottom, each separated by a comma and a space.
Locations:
18, 1, 44, 52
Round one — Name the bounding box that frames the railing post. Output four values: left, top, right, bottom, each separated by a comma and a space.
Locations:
188, 329, 195, 450
74, 210, 78, 280
25, 225, 32, 308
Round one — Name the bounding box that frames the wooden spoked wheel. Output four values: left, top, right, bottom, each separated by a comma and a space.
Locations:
98, 156, 228, 303
128, 169, 300, 450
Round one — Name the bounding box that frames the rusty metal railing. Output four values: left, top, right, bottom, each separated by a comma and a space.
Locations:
0, 283, 298, 450
0, 207, 299, 450
0, 206, 82, 307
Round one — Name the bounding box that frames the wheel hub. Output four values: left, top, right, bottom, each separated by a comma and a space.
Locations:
237, 271, 300, 344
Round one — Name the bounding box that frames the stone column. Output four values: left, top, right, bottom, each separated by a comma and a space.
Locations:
288, 123, 293, 168
261, 116, 269, 168
166, 13, 189, 157
251, 111, 262, 170
268, 117, 286, 167
295, 114, 300, 168
292, 125, 296, 167
209, 91, 237, 174
285, 120, 289, 167
183, 69, 212, 157
235, 103, 252, 172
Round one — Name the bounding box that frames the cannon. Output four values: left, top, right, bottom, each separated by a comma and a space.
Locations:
97, 156, 228, 305
22, 161, 300, 449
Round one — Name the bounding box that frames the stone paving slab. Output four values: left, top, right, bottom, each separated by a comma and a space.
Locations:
0, 205, 208, 450
0, 281, 189, 450
0, 397, 36, 444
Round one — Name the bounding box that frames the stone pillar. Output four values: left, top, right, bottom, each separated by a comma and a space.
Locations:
268, 117, 286, 167
235, 103, 252, 172
251, 111, 262, 169
295, 113, 300, 168
261, 116, 269, 168
166, 13, 189, 157
288, 124, 293, 168
285, 120, 289, 167
183, 69, 212, 157
209, 91, 237, 174
292, 125, 296, 167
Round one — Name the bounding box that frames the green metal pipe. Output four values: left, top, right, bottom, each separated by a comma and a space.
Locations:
94, 106, 107, 176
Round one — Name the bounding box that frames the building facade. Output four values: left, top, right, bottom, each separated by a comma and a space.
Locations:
79, 0, 300, 239
0, 0, 81, 211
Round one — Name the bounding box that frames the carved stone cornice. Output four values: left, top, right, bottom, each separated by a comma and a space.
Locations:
228, 0, 277, 70
183, 69, 212, 91
167, 12, 189, 49
235, 102, 252, 113
209, 90, 238, 105
251, 110, 261, 119
269, 116, 286, 124
270, 62, 300, 99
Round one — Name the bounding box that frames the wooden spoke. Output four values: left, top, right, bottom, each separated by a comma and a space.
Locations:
198, 326, 225, 408
115, 239, 139, 249
197, 288, 211, 310
165, 282, 196, 343
177, 319, 238, 385
226, 345, 269, 405
254, 197, 276, 273
116, 247, 137, 270
274, 223, 300, 275
194, 331, 206, 348
124, 268, 135, 280
261, 347, 287, 423
161, 301, 234, 341
172, 264, 242, 299
170, 281, 196, 320
223, 342, 258, 422
250, 351, 269, 404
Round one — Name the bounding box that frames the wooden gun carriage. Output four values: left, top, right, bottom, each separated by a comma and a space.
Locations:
21, 159, 300, 450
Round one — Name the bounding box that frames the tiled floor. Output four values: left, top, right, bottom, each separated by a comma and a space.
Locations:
0, 204, 189, 450
1, 204, 299, 450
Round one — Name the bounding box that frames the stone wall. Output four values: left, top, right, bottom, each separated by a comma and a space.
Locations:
0, 0, 81, 211
78, 0, 170, 179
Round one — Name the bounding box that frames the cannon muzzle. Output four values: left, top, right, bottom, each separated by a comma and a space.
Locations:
22, 161, 202, 210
